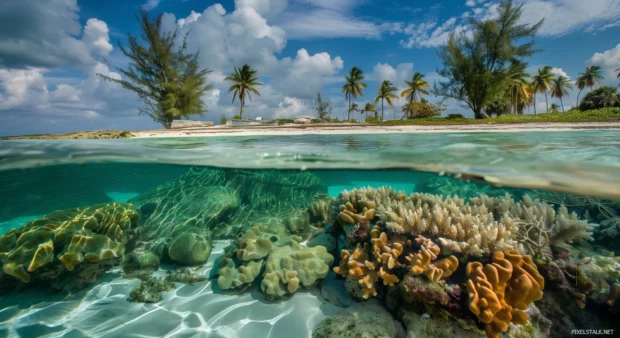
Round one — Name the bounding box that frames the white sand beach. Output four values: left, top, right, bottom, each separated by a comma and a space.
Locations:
131, 121, 620, 138
0, 242, 344, 337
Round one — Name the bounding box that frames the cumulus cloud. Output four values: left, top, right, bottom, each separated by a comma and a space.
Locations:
550, 67, 570, 80
0, 0, 93, 68
586, 44, 620, 77
83, 19, 114, 56
371, 63, 414, 84
0, 68, 49, 110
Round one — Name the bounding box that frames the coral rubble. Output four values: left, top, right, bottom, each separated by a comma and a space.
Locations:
129, 276, 175, 303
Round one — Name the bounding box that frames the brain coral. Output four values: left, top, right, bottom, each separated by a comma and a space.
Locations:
168, 231, 212, 266
0, 203, 138, 289
466, 249, 545, 338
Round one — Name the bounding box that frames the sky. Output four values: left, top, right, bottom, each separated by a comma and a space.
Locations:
0, 0, 619, 136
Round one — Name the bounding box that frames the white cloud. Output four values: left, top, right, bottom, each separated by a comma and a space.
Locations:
141, 0, 160, 11
274, 97, 313, 118
550, 67, 570, 80
400, 18, 469, 48
0, 68, 49, 110
51, 84, 81, 103
586, 44, 620, 76
371, 63, 414, 84
83, 19, 113, 56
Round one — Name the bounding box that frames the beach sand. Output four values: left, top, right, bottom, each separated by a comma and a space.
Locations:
0, 241, 344, 337
131, 121, 620, 138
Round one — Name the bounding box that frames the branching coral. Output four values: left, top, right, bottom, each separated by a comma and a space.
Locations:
0, 203, 139, 285
466, 249, 545, 338
407, 238, 459, 282
470, 194, 593, 260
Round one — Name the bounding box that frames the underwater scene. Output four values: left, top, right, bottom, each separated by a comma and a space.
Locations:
0, 132, 618, 338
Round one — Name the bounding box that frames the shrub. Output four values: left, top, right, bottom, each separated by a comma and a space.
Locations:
233, 114, 242, 120
446, 113, 465, 120
405, 101, 447, 118
485, 98, 511, 116
365, 117, 381, 123
579, 86, 620, 111
220, 114, 228, 125
278, 119, 295, 125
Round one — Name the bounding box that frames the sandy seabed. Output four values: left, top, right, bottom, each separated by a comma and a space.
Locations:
0, 242, 344, 338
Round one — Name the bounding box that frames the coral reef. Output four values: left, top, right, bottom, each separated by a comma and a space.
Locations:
166, 268, 207, 284
217, 224, 333, 299
334, 223, 458, 299
130, 167, 328, 262
0, 203, 139, 292
129, 276, 175, 303
416, 175, 526, 201
312, 299, 398, 338
466, 249, 545, 338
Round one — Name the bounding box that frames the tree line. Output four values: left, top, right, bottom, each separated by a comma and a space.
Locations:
102, 3, 620, 127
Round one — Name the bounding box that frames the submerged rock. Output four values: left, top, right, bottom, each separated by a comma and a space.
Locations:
307, 231, 337, 254
320, 271, 355, 308
312, 299, 398, 338
122, 252, 160, 274
166, 268, 207, 284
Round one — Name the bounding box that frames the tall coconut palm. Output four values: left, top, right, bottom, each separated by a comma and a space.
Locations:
374, 80, 398, 121
531, 66, 554, 113
225, 64, 263, 119
361, 102, 376, 120
400, 72, 430, 119
342, 67, 367, 121
349, 102, 359, 121
550, 75, 573, 112
575, 66, 604, 107
505, 63, 531, 115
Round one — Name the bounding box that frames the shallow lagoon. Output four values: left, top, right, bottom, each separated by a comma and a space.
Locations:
0, 131, 618, 337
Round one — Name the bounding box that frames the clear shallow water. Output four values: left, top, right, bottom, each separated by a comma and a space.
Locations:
0, 131, 618, 337
1, 131, 620, 199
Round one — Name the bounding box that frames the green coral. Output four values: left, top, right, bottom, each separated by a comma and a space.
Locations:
129, 276, 175, 303
0, 202, 139, 289
168, 231, 212, 266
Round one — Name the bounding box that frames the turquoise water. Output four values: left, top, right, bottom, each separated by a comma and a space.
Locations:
0, 131, 618, 337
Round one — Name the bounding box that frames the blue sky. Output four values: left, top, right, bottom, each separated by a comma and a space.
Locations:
0, 0, 619, 136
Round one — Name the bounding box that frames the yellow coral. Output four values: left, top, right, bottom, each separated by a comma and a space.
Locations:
406, 238, 458, 282
337, 201, 376, 225
466, 249, 544, 338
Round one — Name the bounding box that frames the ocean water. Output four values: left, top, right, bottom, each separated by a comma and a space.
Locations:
0, 131, 618, 337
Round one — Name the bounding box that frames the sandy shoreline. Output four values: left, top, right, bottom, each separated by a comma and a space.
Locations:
131, 121, 620, 138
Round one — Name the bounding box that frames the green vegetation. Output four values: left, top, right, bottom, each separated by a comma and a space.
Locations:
369, 108, 620, 125
99, 10, 212, 128
361, 103, 377, 120
575, 66, 605, 107
220, 114, 228, 125
531, 66, 554, 113
342, 67, 367, 121
402, 99, 446, 118
400, 72, 430, 120
550, 75, 573, 112
434, 1, 543, 119
225, 64, 263, 120
579, 86, 620, 111
314, 92, 333, 120
375, 80, 398, 121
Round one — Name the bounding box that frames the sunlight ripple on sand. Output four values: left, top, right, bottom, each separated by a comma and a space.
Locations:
0, 241, 344, 337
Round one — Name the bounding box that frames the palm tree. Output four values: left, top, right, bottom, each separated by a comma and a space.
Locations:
349, 102, 360, 121
531, 66, 554, 113
615, 68, 620, 87
575, 66, 604, 107
342, 67, 367, 121
361, 103, 376, 120
550, 75, 573, 112
505, 63, 531, 115
225, 64, 263, 119
400, 72, 430, 119
374, 80, 398, 121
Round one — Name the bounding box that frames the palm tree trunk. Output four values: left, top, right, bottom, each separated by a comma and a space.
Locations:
560, 97, 564, 112
381, 99, 384, 121
576, 89, 583, 108
347, 98, 351, 121
544, 90, 549, 113
533, 94, 537, 115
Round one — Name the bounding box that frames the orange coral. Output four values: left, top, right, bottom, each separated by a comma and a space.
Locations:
337, 201, 376, 225
407, 237, 458, 282
466, 249, 544, 338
